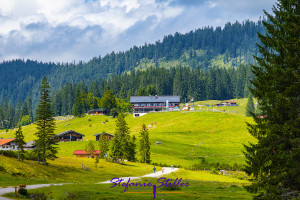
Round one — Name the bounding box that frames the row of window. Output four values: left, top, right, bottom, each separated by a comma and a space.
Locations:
134, 103, 176, 107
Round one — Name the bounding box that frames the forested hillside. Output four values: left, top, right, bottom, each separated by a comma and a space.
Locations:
0, 20, 264, 106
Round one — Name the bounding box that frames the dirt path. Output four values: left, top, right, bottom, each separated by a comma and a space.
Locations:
100, 167, 178, 184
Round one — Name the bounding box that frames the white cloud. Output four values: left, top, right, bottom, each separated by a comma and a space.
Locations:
0, 0, 276, 62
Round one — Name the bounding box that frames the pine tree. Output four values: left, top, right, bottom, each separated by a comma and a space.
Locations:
110, 113, 130, 162
139, 124, 151, 164
99, 87, 117, 114
86, 140, 96, 158
244, 1, 300, 198
246, 93, 255, 117
99, 132, 110, 159
15, 126, 26, 161
35, 76, 58, 165
126, 135, 136, 162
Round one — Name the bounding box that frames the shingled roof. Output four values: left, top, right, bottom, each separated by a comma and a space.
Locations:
57, 130, 85, 136
130, 96, 180, 103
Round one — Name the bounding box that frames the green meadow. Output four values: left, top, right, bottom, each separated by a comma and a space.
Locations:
0, 99, 256, 199
1, 102, 255, 168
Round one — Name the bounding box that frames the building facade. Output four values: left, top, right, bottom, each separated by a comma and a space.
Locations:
94, 133, 114, 141
88, 108, 109, 115
130, 96, 180, 117
0, 138, 18, 150
56, 130, 85, 142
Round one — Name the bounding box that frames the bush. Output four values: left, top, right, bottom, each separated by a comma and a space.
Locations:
18, 188, 28, 196
210, 167, 218, 174
0, 165, 5, 172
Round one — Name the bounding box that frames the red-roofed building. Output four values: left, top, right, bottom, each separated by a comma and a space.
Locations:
0, 138, 18, 151
73, 150, 100, 158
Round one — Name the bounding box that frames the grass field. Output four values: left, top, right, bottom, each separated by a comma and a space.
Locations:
0, 99, 256, 199
0, 155, 153, 187
3, 168, 250, 199
0, 99, 255, 169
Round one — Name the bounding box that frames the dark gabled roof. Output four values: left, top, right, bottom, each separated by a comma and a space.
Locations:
89, 108, 107, 112
57, 130, 85, 136
130, 96, 180, 103
94, 133, 114, 137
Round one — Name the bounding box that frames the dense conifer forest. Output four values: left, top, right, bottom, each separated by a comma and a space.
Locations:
0, 20, 263, 129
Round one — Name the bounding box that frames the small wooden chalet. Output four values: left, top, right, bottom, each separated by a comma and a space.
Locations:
73, 150, 100, 158
88, 108, 109, 115
94, 133, 114, 141
56, 130, 85, 142
0, 138, 18, 151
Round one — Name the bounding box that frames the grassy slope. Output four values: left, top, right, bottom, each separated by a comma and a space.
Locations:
1, 99, 255, 168
0, 155, 153, 187
0, 100, 255, 199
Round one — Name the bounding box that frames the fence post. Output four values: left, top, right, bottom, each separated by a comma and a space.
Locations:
15, 186, 17, 197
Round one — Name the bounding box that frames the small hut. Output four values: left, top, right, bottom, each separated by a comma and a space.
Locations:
88, 108, 109, 115
94, 133, 114, 141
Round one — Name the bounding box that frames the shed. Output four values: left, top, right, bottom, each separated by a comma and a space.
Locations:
94, 133, 114, 141
88, 108, 109, 115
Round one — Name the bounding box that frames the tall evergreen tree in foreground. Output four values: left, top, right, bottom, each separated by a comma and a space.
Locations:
139, 124, 151, 164
35, 77, 58, 165
110, 113, 130, 162
15, 126, 25, 161
246, 93, 255, 117
244, 1, 300, 199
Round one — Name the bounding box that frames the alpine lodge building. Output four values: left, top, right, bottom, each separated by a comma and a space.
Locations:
130, 96, 180, 117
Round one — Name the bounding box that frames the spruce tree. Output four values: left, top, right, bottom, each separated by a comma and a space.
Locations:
86, 140, 96, 158
246, 93, 255, 117
99, 132, 110, 159
15, 126, 26, 161
244, 1, 300, 199
110, 113, 130, 162
99, 87, 117, 114
126, 135, 136, 162
35, 77, 58, 165
139, 124, 151, 164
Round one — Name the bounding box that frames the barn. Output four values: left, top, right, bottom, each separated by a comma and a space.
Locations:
56, 130, 85, 142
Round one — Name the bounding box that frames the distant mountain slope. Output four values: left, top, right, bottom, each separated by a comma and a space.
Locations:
0, 20, 264, 105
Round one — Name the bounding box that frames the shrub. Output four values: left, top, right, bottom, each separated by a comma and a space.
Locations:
0, 165, 5, 172
18, 188, 28, 196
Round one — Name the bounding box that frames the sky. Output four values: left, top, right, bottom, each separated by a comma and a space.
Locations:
0, 0, 277, 63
